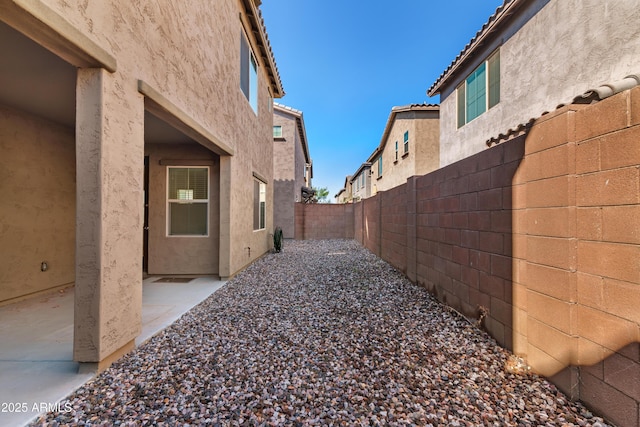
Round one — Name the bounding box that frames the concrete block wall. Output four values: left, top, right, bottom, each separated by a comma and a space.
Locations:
412, 135, 523, 350
297, 87, 639, 426
294, 203, 354, 240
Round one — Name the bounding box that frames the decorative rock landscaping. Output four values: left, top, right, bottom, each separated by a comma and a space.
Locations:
33, 240, 610, 426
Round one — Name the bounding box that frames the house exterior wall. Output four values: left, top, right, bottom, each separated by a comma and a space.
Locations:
371, 110, 439, 194
294, 127, 307, 197
351, 166, 371, 201
1, 0, 280, 364
38, 0, 278, 280
0, 106, 75, 303
438, 0, 640, 167
145, 144, 220, 275
273, 106, 310, 238
414, 113, 440, 175
273, 109, 296, 238
335, 176, 353, 203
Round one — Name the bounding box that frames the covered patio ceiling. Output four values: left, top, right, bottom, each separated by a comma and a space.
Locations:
0, 20, 193, 144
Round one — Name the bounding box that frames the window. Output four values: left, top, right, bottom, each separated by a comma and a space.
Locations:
378, 156, 383, 177
273, 125, 282, 138
253, 178, 266, 230
240, 31, 258, 113
395, 141, 398, 161
403, 131, 409, 155
457, 50, 500, 127
167, 167, 209, 236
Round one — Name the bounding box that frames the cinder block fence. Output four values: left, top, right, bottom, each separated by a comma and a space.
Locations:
295, 86, 640, 427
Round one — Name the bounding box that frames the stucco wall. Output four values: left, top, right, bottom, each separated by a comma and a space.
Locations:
145, 143, 220, 275
1, 0, 280, 362
39, 0, 277, 280
273, 108, 301, 238
273, 110, 296, 181
414, 114, 439, 175
294, 128, 307, 199
439, 0, 640, 166
372, 111, 439, 194
0, 106, 75, 303
351, 167, 371, 200
274, 179, 295, 238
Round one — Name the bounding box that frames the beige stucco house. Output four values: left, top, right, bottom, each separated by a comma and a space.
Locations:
335, 175, 353, 204
350, 163, 372, 201
368, 104, 439, 194
428, 0, 640, 167
272, 102, 312, 238
0, 0, 283, 369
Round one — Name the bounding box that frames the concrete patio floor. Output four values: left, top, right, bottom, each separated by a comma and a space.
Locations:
0, 276, 226, 427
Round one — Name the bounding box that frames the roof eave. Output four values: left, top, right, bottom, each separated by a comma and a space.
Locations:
427, 0, 526, 97
242, 0, 285, 98
370, 104, 440, 161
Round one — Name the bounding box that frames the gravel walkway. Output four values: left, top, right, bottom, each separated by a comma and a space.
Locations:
33, 240, 610, 426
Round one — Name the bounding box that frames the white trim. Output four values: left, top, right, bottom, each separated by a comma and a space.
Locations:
166, 166, 210, 237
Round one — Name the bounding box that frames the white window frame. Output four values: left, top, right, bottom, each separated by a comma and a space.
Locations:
457, 49, 500, 128
273, 125, 283, 138
253, 177, 266, 231
240, 30, 259, 114
403, 131, 409, 155
166, 166, 210, 237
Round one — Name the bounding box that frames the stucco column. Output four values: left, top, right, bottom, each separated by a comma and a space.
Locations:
74, 68, 143, 368
219, 155, 232, 279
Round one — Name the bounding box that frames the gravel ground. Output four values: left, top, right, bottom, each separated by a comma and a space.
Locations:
33, 240, 610, 426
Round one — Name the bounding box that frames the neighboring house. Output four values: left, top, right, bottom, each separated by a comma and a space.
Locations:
0, 0, 282, 369
273, 102, 313, 238
368, 104, 439, 194
350, 163, 372, 201
335, 175, 353, 203
428, 0, 640, 167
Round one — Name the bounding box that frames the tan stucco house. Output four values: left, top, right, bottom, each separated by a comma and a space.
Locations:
428, 0, 640, 167
350, 163, 372, 201
368, 104, 439, 194
0, 0, 283, 369
272, 102, 312, 238
335, 175, 353, 204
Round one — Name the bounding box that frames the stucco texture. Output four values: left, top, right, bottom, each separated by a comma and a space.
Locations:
439, 0, 640, 166
0, 106, 75, 303
273, 107, 309, 238
145, 144, 220, 275
2, 0, 279, 362
371, 111, 439, 194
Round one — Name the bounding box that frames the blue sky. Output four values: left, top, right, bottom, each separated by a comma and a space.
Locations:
261, 1, 504, 201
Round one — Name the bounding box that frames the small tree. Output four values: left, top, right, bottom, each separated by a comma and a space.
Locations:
313, 186, 330, 203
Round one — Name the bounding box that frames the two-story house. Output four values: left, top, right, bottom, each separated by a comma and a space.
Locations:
368, 104, 439, 194
273, 102, 313, 238
428, 0, 640, 167
0, 0, 283, 369
350, 163, 372, 201
335, 175, 353, 204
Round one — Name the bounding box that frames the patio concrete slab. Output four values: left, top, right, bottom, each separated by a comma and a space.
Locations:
0, 276, 225, 427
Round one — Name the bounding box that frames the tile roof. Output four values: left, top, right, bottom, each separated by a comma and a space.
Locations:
273, 102, 311, 163
367, 103, 440, 162
571, 73, 640, 105
486, 72, 640, 147
428, 0, 525, 97
242, 0, 284, 97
